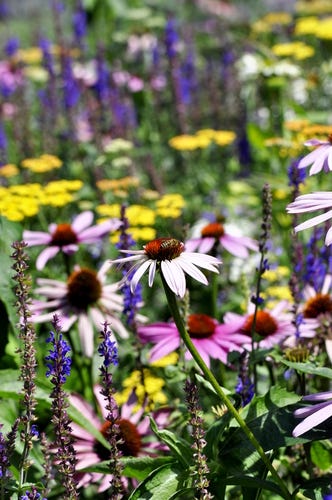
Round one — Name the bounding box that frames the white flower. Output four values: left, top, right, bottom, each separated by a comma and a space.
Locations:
109, 237, 221, 298
297, 137, 332, 175
287, 192, 332, 244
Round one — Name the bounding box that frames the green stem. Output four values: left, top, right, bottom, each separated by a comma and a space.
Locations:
162, 278, 292, 500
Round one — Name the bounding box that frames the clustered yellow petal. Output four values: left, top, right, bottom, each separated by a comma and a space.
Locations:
169, 129, 236, 151
96, 176, 140, 192
21, 154, 63, 173
0, 164, 19, 178
114, 369, 167, 409
155, 193, 185, 218
0, 179, 83, 221
272, 41, 315, 60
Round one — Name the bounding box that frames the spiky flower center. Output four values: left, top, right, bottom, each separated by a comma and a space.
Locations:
95, 419, 142, 459
201, 222, 225, 238
242, 310, 278, 338
67, 268, 102, 310
284, 347, 310, 363
144, 237, 184, 261
51, 223, 78, 246
188, 313, 216, 338
303, 293, 332, 318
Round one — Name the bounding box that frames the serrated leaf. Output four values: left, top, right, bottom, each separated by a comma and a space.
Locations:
128, 463, 190, 500
149, 417, 192, 467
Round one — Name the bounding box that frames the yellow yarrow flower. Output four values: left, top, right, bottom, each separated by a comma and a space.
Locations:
21, 154, 62, 173
155, 193, 185, 218
151, 352, 179, 367
96, 176, 140, 192
272, 42, 314, 60
114, 369, 167, 409
213, 130, 236, 146
294, 16, 319, 35
0, 164, 19, 177
264, 266, 290, 282
169, 134, 211, 151
15, 47, 43, 65
315, 17, 332, 39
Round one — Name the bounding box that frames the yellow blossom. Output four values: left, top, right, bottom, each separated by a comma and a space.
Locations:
124, 226, 156, 242
126, 204, 155, 226
21, 154, 62, 173
151, 352, 179, 367
169, 134, 211, 150
264, 266, 290, 282
15, 47, 43, 65
0, 164, 19, 177
213, 130, 236, 146
155, 193, 185, 218
315, 17, 332, 39
96, 176, 140, 192
261, 12, 292, 25
284, 119, 310, 132
114, 369, 167, 409
97, 204, 121, 218
294, 16, 319, 35
271, 42, 314, 60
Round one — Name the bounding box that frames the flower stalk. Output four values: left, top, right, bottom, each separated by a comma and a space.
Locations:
162, 276, 292, 500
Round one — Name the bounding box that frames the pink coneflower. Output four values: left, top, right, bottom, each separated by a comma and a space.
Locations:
30, 262, 129, 357
293, 391, 332, 437
297, 136, 332, 175
287, 192, 332, 245
109, 237, 221, 298
185, 221, 258, 258
23, 210, 121, 270
300, 274, 332, 361
70, 386, 170, 492
222, 301, 301, 349
138, 313, 249, 368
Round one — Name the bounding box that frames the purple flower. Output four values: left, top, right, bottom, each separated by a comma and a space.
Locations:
185, 220, 258, 258
72, 0, 87, 42
4, 37, 19, 57
297, 136, 332, 175
138, 313, 248, 368
23, 210, 121, 270
292, 390, 332, 437
45, 330, 72, 384
98, 327, 119, 368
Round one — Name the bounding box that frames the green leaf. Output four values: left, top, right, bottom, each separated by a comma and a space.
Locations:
82, 456, 177, 481
225, 475, 284, 496
128, 463, 191, 500
272, 354, 332, 380
149, 417, 192, 467
310, 441, 332, 471
0, 217, 22, 330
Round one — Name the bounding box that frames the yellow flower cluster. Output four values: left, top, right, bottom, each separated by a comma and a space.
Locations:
97, 193, 185, 242
114, 368, 167, 409
272, 41, 315, 60
252, 11, 292, 33
21, 154, 63, 173
0, 164, 19, 178
169, 129, 236, 151
294, 14, 332, 39
0, 179, 83, 221
296, 0, 332, 15
96, 176, 140, 198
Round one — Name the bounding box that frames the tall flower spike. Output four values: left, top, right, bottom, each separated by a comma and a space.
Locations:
46, 315, 78, 499
11, 241, 39, 490
109, 236, 221, 298
98, 322, 124, 497
184, 380, 212, 500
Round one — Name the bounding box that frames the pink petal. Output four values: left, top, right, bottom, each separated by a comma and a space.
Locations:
293, 402, 332, 437
36, 246, 60, 270
72, 211, 94, 232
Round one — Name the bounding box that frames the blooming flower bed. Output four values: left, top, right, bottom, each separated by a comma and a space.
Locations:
1, 1, 332, 499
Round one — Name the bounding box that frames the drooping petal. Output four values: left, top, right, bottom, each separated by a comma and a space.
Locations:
36, 246, 60, 270
293, 401, 332, 437
130, 258, 152, 292
294, 210, 332, 232
161, 259, 186, 297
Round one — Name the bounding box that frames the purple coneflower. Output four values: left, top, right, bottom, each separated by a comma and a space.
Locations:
23, 211, 121, 270
222, 301, 314, 349
30, 262, 128, 357
287, 192, 332, 245
293, 390, 332, 437
138, 313, 248, 368
69, 386, 170, 492
185, 220, 258, 258
109, 236, 221, 298
297, 135, 332, 175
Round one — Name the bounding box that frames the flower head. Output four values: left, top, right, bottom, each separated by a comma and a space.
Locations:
30, 262, 128, 357
23, 210, 121, 270
138, 313, 248, 368
109, 237, 221, 298
69, 386, 170, 492
287, 192, 332, 245
297, 135, 332, 175
45, 330, 72, 384
292, 390, 332, 437
185, 219, 258, 258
